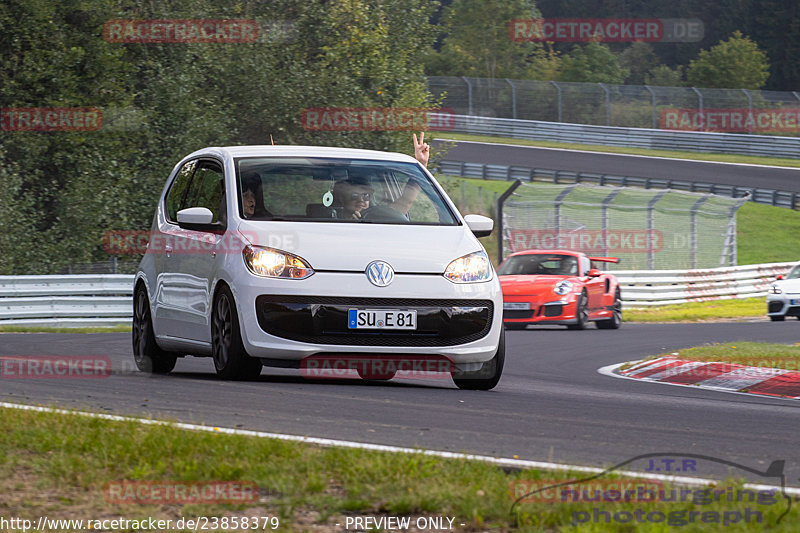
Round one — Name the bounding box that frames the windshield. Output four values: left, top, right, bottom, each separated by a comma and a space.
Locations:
498, 254, 580, 276
788, 265, 800, 279
235, 157, 458, 225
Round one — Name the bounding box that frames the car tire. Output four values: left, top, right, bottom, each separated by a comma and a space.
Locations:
770, 315, 785, 322
132, 284, 177, 374
596, 289, 622, 330
452, 329, 505, 391
211, 285, 262, 380
567, 292, 589, 330
504, 323, 527, 330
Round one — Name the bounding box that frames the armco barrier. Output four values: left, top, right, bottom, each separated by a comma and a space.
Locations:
0, 266, 794, 327
433, 114, 800, 159
0, 275, 134, 327
615, 262, 794, 307
438, 160, 798, 209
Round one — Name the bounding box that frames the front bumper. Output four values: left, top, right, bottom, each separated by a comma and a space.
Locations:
767, 294, 800, 317
232, 270, 503, 363
502, 293, 580, 325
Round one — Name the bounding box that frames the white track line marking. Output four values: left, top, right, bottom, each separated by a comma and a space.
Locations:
3, 401, 799, 496
436, 138, 800, 171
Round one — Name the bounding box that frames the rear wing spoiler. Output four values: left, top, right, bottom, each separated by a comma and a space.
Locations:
588, 256, 620, 264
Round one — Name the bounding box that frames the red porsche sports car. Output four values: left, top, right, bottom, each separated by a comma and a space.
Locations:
498, 250, 622, 330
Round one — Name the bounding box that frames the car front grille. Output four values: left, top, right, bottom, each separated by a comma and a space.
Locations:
256, 295, 493, 346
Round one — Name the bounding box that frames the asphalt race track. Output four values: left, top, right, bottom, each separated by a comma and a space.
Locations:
435, 139, 800, 193
2, 322, 800, 487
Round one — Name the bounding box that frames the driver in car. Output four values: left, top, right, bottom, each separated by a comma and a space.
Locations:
332, 177, 374, 220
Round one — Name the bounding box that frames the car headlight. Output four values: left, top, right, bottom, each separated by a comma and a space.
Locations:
769, 285, 783, 294
243, 245, 314, 279
554, 280, 574, 295
443, 251, 493, 283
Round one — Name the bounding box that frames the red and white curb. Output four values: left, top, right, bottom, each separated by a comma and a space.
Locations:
600, 356, 800, 399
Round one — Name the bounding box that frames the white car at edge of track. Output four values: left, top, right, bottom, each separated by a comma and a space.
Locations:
767, 262, 800, 321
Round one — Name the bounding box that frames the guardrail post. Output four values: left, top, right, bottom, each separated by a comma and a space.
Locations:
462, 76, 473, 116
497, 180, 522, 263
644, 85, 657, 129
550, 81, 562, 122
691, 87, 703, 123
648, 191, 667, 269
505, 78, 517, 119
599, 83, 611, 126
741, 89, 753, 134
602, 188, 622, 256
553, 184, 577, 244
690, 196, 709, 268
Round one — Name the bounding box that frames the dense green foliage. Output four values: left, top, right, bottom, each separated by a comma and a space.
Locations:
0, 0, 437, 274
687, 31, 770, 89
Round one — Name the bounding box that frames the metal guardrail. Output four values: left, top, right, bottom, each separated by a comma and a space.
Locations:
0, 267, 792, 326
616, 262, 794, 308
0, 275, 133, 327
438, 159, 799, 210
435, 114, 800, 159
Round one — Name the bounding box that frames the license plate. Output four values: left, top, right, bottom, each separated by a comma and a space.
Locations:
348, 309, 417, 330
791, 299, 799, 305
503, 302, 531, 311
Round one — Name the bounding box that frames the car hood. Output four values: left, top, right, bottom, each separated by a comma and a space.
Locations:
776, 278, 800, 294
499, 274, 574, 295
237, 220, 481, 273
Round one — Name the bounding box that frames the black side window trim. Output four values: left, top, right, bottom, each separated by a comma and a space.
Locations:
164, 157, 225, 225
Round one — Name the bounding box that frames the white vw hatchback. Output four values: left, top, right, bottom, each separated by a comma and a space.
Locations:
133, 146, 505, 389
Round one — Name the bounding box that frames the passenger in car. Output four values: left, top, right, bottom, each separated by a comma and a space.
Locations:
241, 172, 269, 218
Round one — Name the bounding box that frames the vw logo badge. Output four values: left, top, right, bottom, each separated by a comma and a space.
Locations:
366, 261, 394, 287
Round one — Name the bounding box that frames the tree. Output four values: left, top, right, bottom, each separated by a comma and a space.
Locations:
619, 42, 657, 85
645, 65, 684, 87
559, 42, 629, 84
686, 31, 769, 89
427, 0, 551, 79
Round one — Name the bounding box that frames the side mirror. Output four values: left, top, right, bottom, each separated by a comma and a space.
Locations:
177, 207, 219, 231
776, 274, 785, 280
587, 268, 602, 278
464, 214, 493, 238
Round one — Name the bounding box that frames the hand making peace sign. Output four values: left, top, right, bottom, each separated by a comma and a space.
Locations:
413, 132, 429, 168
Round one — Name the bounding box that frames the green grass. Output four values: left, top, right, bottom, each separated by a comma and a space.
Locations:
0, 325, 131, 333
439, 132, 800, 167
624, 298, 766, 322
644, 342, 800, 372
737, 202, 800, 265
2, 406, 797, 532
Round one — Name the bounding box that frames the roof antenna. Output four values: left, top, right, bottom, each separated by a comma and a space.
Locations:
270, 134, 275, 145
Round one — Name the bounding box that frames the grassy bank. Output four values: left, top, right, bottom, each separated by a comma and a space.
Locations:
1, 406, 796, 532
643, 342, 800, 372
623, 298, 766, 322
